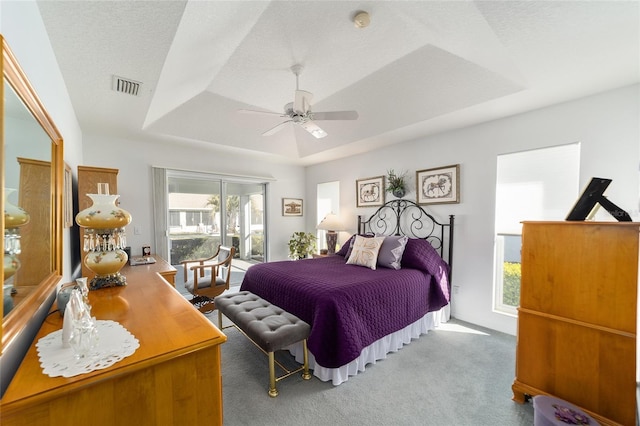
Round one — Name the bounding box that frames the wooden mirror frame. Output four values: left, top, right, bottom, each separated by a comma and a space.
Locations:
1, 35, 64, 351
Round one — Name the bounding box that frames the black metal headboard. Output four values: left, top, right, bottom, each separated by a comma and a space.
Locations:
357, 199, 455, 279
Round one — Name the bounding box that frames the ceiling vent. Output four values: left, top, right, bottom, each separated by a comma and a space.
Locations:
112, 75, 142, 96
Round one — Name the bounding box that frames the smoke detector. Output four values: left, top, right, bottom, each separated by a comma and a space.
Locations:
353, 11, 370, 29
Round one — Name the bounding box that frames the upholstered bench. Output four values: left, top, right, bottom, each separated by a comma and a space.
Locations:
214, 291, 312, 397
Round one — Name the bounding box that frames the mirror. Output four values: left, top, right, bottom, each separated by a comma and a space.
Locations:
2, 35, 63, 349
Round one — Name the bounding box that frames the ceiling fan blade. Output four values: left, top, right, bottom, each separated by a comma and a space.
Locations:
300, 120, 327, 139
238, 108, 285, 117
294, 90, 313, 113
311, 111, 359, 121
262, 120, 291, 136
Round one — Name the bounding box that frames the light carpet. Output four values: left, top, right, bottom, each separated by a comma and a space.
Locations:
218, 317, 534, 425
174, 265, 534, 425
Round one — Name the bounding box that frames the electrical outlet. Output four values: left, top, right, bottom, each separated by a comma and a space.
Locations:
453, 285, 460, 295
134, 226, 142, 235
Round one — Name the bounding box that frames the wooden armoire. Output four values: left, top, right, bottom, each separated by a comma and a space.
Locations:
77, 165, 119, 279
512, 221, 638, 426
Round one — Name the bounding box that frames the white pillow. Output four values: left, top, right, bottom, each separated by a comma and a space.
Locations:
346, 235, 385, 270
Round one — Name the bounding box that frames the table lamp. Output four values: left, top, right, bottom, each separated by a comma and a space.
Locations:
316, 213, 344, 255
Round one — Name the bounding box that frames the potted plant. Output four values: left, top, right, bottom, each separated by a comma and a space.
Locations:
288, 231, 317, 260
386, 169, 408, 198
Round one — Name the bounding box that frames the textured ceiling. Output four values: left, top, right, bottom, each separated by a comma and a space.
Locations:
37, 1, 639, 165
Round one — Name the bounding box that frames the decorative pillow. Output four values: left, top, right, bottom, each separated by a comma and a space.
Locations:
336, 235, 355, 257
346, 235, 385, 270
401, 238, 452, 301
401, 238, 449, 276
339, 233, 374, 258
376, 235, 409, 270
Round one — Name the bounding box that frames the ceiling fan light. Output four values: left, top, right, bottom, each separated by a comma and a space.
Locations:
311, 129, 327, 138
301, 121, 328, 138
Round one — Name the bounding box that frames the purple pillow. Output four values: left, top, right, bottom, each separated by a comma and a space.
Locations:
402, 239, 449, 278
401, 238, 451, 304
336, 235, 355, 257
401, 238, 443, 272
377, 235, 408, 270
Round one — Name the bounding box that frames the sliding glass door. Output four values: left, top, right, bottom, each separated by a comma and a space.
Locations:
226, 182, 265, 263
164, 171, 266, 265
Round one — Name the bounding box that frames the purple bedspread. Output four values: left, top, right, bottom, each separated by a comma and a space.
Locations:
240, 239, 450, 368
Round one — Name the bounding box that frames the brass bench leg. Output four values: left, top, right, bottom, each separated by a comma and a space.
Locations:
302, 339, 311, 380
268, 351, 278, 398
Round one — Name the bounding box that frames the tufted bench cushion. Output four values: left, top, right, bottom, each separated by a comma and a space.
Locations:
215, 291, 310, 353
214, 291, 311, 397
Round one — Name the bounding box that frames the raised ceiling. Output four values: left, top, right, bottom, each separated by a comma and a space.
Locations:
37, 1, 639, 165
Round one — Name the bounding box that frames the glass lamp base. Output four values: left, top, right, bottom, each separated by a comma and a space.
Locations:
326, 232, 338, 254
90, 273, 127, 290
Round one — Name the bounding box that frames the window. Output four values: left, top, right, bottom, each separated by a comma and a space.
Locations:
316, 181, 340, 252
168, 211, 180, 228
153, 168, 267, 265
494, 143, 580, 315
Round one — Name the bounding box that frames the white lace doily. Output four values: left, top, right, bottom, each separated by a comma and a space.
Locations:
36, 319, 140, 378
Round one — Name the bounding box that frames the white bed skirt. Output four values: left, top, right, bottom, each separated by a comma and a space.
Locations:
287, 304, 450, 386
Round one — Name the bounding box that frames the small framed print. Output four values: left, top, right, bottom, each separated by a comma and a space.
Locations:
416, 164, 460, 205
356, 175, 385, 207
142, 245, 151, 256
282, 198, 303, 216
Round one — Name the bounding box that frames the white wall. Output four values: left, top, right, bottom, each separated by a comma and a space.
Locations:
1, 0, 84, 282
305, 84, 640, 335
81, 134, 306, 261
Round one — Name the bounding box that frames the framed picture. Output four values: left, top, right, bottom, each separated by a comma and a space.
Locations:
416, 164, 460, 205
64, 162, 73, 228
356, 175, 385, 207
282, 198, 303, 216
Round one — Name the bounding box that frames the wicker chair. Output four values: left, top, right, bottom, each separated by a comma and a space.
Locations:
181, 245, 235, 313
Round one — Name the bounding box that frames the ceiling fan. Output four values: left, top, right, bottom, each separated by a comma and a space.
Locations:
239, 65, 358, 139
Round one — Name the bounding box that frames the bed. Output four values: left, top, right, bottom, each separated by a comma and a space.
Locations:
240, 199, 454, 385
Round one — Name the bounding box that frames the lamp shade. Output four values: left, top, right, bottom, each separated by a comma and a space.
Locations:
316, 213, 344, 232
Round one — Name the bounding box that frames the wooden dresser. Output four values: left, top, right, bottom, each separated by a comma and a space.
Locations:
122, 255, 177, 287
512, 221, 638, 426
0, 256, 225, 425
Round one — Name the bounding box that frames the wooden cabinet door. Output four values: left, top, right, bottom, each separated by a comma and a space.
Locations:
515, 221, 638, 426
